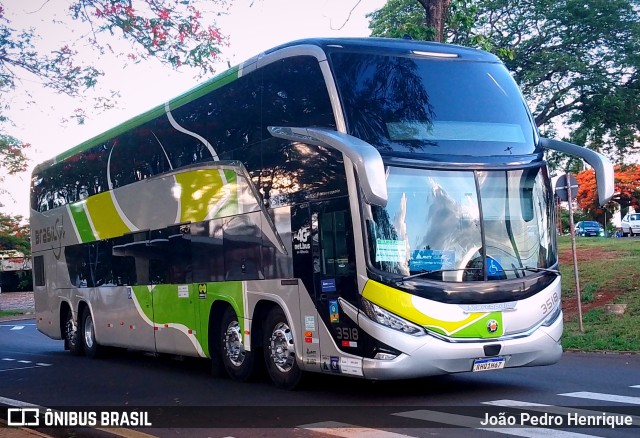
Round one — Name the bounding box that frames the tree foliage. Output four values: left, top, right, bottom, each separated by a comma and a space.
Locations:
0, 133, 29, 201
69, 0, 227, 74
368, 0, 454, 42
368, 0, 640, 163
0, 213, 30, 255
0, 0, 228, 202
576, 164, 640, 220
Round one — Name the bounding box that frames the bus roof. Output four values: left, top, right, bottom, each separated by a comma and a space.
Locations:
266, 37, 500, 62
33, 37, 500, 175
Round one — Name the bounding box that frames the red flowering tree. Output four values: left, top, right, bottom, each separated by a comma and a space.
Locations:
0, 134, 30, 199
575, 164, 640, 222
69, 0, 227, 75
0, 213, 30, 256
0, 0, 228, 198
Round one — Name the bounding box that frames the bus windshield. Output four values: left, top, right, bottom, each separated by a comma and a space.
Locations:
329, 50, 538, 157
366, 165, 556, 282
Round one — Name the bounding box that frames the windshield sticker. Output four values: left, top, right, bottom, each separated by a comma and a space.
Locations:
329, 300, 340, 323
409, 250, 455, 271
486, 256, 504, 279
375, 239, 407, 262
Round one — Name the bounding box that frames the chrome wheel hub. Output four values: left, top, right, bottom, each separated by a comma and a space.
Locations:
269, 322, 295, 373
224, 321, 245, 366
84, 315, 94, 349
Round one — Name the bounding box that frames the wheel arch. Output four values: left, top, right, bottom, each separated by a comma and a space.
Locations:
250, 299, 280, 353
58, 300, 73, 338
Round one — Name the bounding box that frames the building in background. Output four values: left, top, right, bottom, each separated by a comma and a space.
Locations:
0, 250, 32, 292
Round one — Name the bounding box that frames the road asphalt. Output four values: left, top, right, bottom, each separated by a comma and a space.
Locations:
1, 292, 51, 437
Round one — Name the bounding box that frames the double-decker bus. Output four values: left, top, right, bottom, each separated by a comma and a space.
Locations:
31, 37, 613, 389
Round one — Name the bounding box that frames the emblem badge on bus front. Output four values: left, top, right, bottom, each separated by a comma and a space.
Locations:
487, 319, 499, 333
460, 302, 517, 313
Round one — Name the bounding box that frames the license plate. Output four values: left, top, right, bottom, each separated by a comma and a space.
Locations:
472, 357, 505, 372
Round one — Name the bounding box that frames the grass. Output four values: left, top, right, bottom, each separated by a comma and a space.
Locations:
558, 236, 640, 352
0, 308, 33, 317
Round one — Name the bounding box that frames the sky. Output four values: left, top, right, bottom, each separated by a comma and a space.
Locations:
1, 0, 387, 218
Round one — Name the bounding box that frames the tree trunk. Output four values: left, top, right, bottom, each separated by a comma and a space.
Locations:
417, 0, 451, 42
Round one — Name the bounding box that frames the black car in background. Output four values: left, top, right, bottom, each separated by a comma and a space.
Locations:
575, 221, 604, 237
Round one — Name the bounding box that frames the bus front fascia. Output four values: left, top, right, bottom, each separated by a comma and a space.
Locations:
268, 126, 388, 207
540, 137, 615, 206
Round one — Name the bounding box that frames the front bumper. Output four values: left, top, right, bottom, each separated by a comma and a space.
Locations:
360, 311, 563, 380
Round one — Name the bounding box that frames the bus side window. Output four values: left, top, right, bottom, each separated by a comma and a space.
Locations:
191, 219, 225, 282
320, 210, 355, 277
33, 255, 45, 287
223, 213, 263, 281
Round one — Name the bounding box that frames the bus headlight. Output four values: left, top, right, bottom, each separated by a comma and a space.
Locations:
542, 304, 561, 326
361, 297, 426, 336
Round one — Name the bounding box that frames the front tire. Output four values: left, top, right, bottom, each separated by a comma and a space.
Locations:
220, 306, 255, 381
263, 307, 302, 390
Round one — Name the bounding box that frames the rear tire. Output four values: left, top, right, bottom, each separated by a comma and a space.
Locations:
82, 307, 103, 358
220, 306, 255, 381
64, 308, 83, 356
263, 307, 302, 390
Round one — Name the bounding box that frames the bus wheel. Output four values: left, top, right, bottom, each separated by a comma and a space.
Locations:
82, 307, 103, 358
64, 308, 82, 356
220, 306, 255, 381
263, 307, 302, 390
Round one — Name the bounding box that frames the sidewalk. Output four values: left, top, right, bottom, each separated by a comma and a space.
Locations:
0, 423, 53, 438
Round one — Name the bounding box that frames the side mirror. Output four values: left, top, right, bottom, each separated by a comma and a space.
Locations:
540, 137, 614, 206
268, 126, 388, 207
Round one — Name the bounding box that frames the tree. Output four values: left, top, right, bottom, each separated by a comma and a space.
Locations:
368, 0, 451, 42
0, 133, 29, 201
368, 0, 640, 163
0, 212, 30, 256
575, 164, 640, 222
0, 0, 228, 198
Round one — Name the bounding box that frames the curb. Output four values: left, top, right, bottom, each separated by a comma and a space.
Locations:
1, 420, 54, 438
0, 313, 35, 323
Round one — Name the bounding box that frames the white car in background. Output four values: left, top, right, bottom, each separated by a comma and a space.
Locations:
621, 212, 640, 236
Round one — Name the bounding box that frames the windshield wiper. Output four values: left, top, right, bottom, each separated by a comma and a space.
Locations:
396, 268, 482, 284
514, 266, 560, 275
395, 265, 558, 284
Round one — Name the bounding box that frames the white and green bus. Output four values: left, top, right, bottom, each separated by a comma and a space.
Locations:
31, 37, 613, 389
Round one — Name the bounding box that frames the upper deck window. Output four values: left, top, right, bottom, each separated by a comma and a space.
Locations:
329, 51, 538, 157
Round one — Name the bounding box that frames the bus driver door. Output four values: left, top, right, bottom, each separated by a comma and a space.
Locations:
310, 198, 363, 370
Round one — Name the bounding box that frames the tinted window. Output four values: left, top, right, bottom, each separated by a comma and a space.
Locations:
259, 56, 345, 207
329, 51, 537, 157
32, 143, 110, 211
33, 255, 45, 287
171, 70, 263, 162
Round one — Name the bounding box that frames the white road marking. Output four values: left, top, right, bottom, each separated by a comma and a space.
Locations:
0, 357, 52, 370
299, 421, 417, 437
9, 325, 24, 330
0, 323, 35, 327
631, 385, 640, 389
393, 410, 604, 438
559, 392, 640, 405
0, 365, 50, 372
